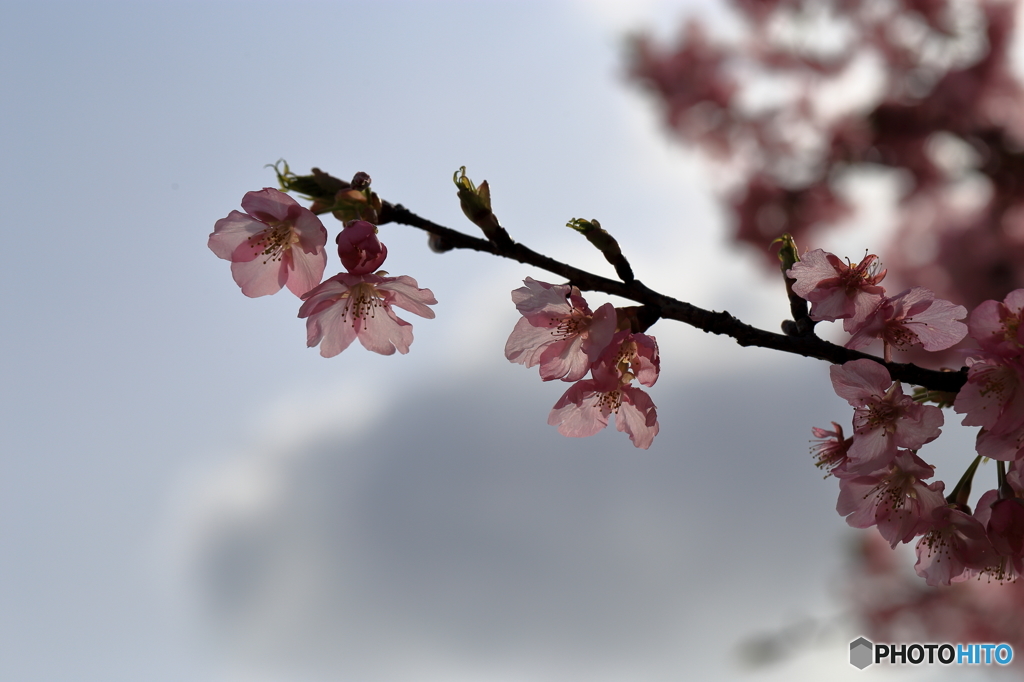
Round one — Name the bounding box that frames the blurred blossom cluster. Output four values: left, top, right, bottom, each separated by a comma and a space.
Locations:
630, 0, 1024, 310
630, 0, 1024, 656
849, 531, 1024, 665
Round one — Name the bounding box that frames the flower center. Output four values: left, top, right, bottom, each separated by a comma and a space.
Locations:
868, 472, 913, 516
550, 310, 588, 339
342, 281, 386, 325
249, 222, 299, 264
867, 401, 898, 429
596, 390, 622, 413
886, 323, 918, 349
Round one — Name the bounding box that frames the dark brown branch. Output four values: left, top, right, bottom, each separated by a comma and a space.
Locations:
378, 201, 968, 394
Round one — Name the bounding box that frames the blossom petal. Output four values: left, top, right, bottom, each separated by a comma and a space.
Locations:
283, 247, 327, 297
240, 186, 300, 222
548, 381, 609, 438
208, 211, 265, 261
830, 359, 890, 405
231, 255, 289, 298
355, 308, 413, 355
377, 275, 437, 318
617, 386, 659, 449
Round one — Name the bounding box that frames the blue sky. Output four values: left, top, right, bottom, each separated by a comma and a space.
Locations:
0, 2, 996, 681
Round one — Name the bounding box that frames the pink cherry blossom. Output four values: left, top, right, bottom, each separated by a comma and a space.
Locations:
970, 489, 1023, 583
548, 375, 659, 449
336, 220, 388, 275
845, 287, 968, 352
504, 278, 617, 382
298, 272, 436, 357
983, 496, 1024, 579
209, 188, 328, 297
836, 450, 946, 548
954, 355, 1024, 461
598, 330, 660, 387
914, 505, 998, 587
810, 422, 852, 477
546, 330, 661, 449
830, 359, 944, 474
990, 496, 1024, 562
786, 249, 886, 328
967, 289, 1024, 358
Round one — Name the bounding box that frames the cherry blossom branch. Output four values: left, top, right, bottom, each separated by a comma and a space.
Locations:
378, 200, 967, 394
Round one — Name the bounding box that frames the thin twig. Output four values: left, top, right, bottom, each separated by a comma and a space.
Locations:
378, 201, 968, 394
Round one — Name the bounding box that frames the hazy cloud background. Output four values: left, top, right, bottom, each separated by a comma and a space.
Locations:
0, 1, 996, 680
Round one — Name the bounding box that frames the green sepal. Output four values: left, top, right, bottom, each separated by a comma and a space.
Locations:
772, 233, 800, 273
453, 166, 512, 246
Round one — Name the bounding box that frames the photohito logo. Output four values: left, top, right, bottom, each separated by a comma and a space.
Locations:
849, 637, 1013, 669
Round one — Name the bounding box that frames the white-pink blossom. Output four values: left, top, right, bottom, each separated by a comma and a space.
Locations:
915, 506, 998, 587
973, 488, 1024, 582
298, 272, 436, 356
209, 188, 328, 297
787, 249, 886, 329
830, 359, 944, 474
547, 331, 661, 449
967, 288, 1024, 358
954, 356, 1024, 461
548, 376, 659, 449
836, 450, 946, 548
504, 278, 617, 382
810, 422, 852, 477
598, 330, 660, 387
845, 287, 967, 352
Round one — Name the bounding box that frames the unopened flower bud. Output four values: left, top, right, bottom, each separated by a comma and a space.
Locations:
350, 172, 371, 190
336, 220, 388, 274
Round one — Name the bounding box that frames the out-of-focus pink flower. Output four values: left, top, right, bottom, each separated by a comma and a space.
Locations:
504, 278, 617, 382
811, 422, 852, 477
830, 359, 944, 474
336, 220, 388, 275
915, 505, 998, 587
836, 450, 946, 548
845, 287, 968, 352
298, 272, 436, 357
787, 249, 886, 329
732, 177, 851, 255
209, 188, 328, 297
629, 19, 738, 157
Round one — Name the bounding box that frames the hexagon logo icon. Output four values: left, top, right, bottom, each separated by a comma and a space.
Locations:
850, 637, 874, 669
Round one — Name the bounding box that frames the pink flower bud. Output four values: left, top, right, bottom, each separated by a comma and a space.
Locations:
336, 220, 388, 274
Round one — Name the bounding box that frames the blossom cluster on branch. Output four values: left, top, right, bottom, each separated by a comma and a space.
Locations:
505, 278, 660, 449
209, 159, 1024, 586
208, 184, 436, 357
793, 244, 1024, 585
